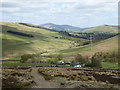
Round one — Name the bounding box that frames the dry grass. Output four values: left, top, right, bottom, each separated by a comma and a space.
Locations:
38, 67, 119, 85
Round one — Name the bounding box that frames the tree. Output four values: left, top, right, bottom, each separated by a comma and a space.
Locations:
91, 53, 102, 68
75, 54, 85, 64
57, 54, 63, 61
20, 54, 34, 63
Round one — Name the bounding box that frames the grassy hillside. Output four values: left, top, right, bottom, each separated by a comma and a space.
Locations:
1, 22, 118, 61
1, 22, 77, 59
59, 35, 118, 57
82, 25, 118, 33
1, 22, 119, 69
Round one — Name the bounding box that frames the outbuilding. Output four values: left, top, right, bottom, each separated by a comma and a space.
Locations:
57, 61, 65, 65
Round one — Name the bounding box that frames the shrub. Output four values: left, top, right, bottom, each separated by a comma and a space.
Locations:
20, 54, 35, 63
75, 54, 85, 64
2, 76, 31, 88
57, 54, 63, 61
91, 52, 102, 68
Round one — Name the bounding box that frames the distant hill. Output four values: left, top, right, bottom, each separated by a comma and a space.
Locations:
82, 25, 118, 33
40, 23, 90, 32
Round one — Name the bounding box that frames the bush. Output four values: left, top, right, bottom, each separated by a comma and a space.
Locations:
83, 41, 90, 45
2, 76, 18, 88
20, 54, 35, 63
2, 76, 31, 88
91, 52, 102, 68
84, 56, 91, 66
75, 54, 85, 64
57, 54, 63, 61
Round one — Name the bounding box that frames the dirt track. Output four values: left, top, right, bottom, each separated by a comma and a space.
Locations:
31, 67, 60, 88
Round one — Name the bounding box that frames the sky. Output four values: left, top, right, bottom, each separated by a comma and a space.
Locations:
0, 0, 119, 28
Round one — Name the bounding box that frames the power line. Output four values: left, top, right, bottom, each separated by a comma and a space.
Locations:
90, 34, 93, 50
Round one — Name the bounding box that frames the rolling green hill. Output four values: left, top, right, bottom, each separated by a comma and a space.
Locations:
1, 22, 72, 59
1, 22, 118, 60
1, 22, 87, 59
82, 25, 118, 33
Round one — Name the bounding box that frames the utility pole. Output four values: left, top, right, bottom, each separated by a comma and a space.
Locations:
90, 34, 93, 50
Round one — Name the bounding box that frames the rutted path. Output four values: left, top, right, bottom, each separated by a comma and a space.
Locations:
30, 67, 60, 88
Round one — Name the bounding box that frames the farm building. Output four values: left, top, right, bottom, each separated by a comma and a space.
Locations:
57, 61, 65, 65
72, 62, 85, 67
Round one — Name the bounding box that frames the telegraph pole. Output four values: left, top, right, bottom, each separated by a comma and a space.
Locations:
90, 34, 93, 50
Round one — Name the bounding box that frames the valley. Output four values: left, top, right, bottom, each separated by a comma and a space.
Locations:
1, 0, 119, 89
1, 22, 119, 89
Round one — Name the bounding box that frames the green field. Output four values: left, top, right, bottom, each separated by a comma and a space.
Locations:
2, 62, 52, 66
2, 60, 119, 69
101, 62, 119, 69
2, 60, 70, 67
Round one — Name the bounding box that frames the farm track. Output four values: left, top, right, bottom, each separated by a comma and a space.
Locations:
30, 67, 60, 88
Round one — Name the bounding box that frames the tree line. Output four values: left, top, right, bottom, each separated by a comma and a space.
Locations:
7, 30, 34, 38
20, 51, 118, 68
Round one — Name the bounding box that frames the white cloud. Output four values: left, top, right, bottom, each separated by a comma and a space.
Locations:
1, 0, 119, 14
1, 0, 118, 26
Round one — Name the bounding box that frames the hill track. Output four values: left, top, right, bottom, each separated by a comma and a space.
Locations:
30, 67, 60, 88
